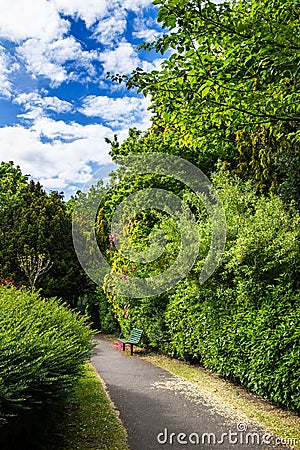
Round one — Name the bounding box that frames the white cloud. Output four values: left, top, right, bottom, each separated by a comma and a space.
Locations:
15, 92, 73, 113
133, 15, 162, 42
0, 99, 152, 192
0, 118, 114, 190
92, 9, 127, 46
0, 0, 153, 44
38, 177, 69, 190
18, 37, 98, 85
0, 47, 13, 97
90, 0, 153, 46
0, 0, 69, 42
80, 95, 151, 129
100, 40, 164, 75
33, 117, 111, 146
81, 95, 150, 123
0, 0, 163, 195
0, 0, 162, 88
122, 0, 153, 12
132, 27, 161, 42
100, 41, 140, 74
51, 0, 108, 27
52, 0, 153, 27
141, 57, 164, 73
14, 92, 73, 120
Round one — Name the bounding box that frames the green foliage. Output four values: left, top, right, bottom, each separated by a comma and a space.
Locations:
0, 161, 28, 211
211, 170, 300, 289
276, 141, 300, 211
0, 180, 86, 305
43, 364, 129, 450
165, 283, 300, 411
130, 0, 300, 133
165, 176, 299, 410
102, 166, 300, 411
127, 294, 170, 350
100, 0, 300, 413
234, 127, 280, 194
0, 287, 93, 446
89, 287, 120, 334
110, 0, 300, 201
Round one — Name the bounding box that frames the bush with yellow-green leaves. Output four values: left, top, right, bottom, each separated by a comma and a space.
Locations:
0, 286, 93, 446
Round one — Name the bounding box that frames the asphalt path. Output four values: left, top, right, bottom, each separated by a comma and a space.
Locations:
91, 336, 287, 450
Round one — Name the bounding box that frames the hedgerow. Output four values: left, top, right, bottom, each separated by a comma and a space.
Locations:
0, 287, 93, 442
165, 282, 300, 411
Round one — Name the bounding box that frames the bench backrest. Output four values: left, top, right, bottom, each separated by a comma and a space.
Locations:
128, 328, 143, 343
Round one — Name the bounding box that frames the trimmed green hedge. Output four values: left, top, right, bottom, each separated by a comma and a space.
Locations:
0, 287, 93, 432
164, 282, 300, 411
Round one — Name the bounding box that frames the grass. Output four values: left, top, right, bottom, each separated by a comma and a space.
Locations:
44, 362, 129, 450
141, 352, 300, 450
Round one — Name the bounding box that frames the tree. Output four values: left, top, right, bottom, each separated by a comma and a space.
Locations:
0, 180, 86, 305
0, 161, 28, 210
18, 251, 52, 288
109, 0, 300, 200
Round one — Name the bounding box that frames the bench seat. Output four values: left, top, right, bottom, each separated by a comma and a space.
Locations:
118, 328, 143, 355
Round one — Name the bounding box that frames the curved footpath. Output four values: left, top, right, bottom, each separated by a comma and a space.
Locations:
91, 336, 288, 450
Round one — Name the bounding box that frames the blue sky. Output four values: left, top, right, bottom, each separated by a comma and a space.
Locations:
0, 0, 164, 199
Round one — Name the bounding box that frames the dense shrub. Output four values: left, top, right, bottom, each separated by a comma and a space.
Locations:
165, 283, 300, 411
96, 287, 120, 334
0, 287, 93, 445
162, 176, 300, 411
129, 294, 170, 350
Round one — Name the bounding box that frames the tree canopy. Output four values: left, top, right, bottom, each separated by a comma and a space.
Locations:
0, 161, 29, 210
0, 178, 86, 305
109, 0, 300, 202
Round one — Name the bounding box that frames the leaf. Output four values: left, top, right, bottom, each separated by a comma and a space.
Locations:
201, 85, 211, 98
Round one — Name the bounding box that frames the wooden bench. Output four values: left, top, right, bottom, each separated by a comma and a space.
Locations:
118, 328, 143, 355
